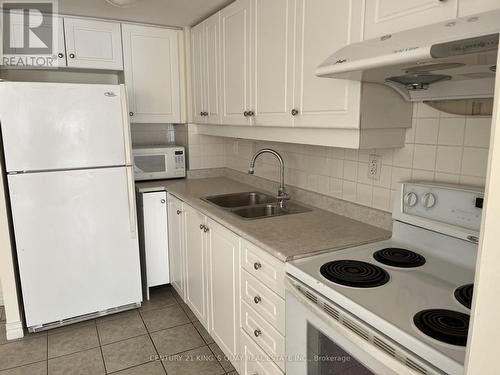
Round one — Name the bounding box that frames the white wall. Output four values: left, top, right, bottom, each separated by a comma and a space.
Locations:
188, 103, 492, 212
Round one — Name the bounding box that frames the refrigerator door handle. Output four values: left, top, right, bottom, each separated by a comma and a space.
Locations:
120, 85, 133, 166
126, 166, 137, 239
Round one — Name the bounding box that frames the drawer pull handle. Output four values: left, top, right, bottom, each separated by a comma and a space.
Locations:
253, 262, 262, 270
254, 296, 262, 304
254, 329, 262, 337
176, 210, 182, 215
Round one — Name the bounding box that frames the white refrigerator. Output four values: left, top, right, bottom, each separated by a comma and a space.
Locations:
0, 82, 142, 331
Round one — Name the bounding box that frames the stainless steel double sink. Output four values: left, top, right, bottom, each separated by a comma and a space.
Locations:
201, 192, 311, 220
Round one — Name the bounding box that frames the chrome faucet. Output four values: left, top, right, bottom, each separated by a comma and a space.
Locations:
248, 149, 289, 207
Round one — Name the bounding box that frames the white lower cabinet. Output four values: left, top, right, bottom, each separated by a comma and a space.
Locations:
184, 203, 209, 327
141, 191, 169, 288
241, 330, 284, 375
167, 194, 286, 373
167, 194, 185, 299
207, 218, 241, 362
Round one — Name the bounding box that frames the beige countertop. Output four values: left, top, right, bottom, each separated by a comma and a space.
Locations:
136, 177, 391, 262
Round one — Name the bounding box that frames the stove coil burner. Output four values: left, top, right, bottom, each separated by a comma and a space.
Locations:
373, 248, 426, 268
320, 260, 390, 288
414, 309, 470, 346
455, 284, 474, 309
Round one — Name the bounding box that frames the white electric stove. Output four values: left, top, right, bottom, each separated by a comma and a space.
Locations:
285, 182, 484, 375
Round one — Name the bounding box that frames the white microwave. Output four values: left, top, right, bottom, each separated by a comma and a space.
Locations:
132, 145, 186, 181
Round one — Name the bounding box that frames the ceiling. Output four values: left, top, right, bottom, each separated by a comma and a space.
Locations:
58, 0, 235, 27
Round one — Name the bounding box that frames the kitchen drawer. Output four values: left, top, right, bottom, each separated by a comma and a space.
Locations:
241, 301, 285, 371
241, 270, 285, 334
241, 240, 285, 298
240, 329, 284, 375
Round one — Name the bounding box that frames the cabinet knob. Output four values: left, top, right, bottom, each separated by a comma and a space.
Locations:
176, 210, 182, 215
160, 199, 166, 204
243, 111, 249, 117
247, 110, 255, 117
254, 262, 262, 270
254, 295, 262, 304
200, 111, 204, 116
69, 53, 75, 58
58, 53, 64, 58
254, 329, 262, 337
204, 226, 209, 233
200, 224, 205, 230
204, 112, 209, 116
291, 108, 299, 116
129, 112, 134, 117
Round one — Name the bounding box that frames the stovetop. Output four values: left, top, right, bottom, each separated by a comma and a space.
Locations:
286, 221, 477, 375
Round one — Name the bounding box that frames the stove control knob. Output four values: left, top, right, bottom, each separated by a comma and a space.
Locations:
422, 193, 436, 209
404, 192, 418, 208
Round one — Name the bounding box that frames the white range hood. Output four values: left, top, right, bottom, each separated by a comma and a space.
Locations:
316, 11, 499, 102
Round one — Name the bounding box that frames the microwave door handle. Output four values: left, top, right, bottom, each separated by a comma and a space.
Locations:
284, 278, 416, 375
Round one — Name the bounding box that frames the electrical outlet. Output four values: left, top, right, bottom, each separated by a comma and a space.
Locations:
368, 154, 381, 181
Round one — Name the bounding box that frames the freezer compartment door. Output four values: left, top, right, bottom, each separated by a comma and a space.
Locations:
0, 82, 131, 172
8, 167, 142, 328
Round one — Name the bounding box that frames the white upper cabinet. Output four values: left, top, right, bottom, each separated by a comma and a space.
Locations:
220, 0, 252, 126
364, 0, 459, 40
251, 0, 295, 127
64, 18, 123, 70
293, 0, 363, 128
122, 24, 181, 123
459, 0, 500, 17
191, 13, 222, 124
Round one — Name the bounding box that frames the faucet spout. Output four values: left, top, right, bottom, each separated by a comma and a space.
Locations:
248, 148, 289, 207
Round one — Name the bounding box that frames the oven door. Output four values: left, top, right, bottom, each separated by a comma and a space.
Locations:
285, 276, 437, 375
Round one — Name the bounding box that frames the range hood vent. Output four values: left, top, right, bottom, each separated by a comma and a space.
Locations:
316, 10, 500, 103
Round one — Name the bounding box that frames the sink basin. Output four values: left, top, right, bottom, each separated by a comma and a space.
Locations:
202, 191, 311, 220
231, 204, 287, 219
203, 192, 276, 208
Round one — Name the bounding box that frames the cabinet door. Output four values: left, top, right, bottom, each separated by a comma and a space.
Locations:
64, 18, 123, 70
143, 192, 169, 288
122, 25, 181, 123
204, 13, 223, 124
167, 194, 185, 299
459, 0, 500, 17
364, 0, 458, 40
293, 0, 362, 128
191, 22, 206, 124
207, 219, 240, 361
251, 0, 295, 127
184, 204, 209, 327
220, 0, 252, 125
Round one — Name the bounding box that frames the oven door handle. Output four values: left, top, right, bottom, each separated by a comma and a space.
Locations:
284, 277, 422, 375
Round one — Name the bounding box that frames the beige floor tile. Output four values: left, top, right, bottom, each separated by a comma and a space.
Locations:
179, 303, 198, 323
209, 342, 235, 373
48, 347, 104, 375
0, 324, 7, 345
96, 309, 139, 324
140, 304, 189, 333
140, 287, 178, 312
151, 324, 204, 357
101, 335, 156, 373
162, 346, 225, 375
0, 361, 47, 375
111, 361, 165, 375
96, 314, 146, 345
47, 320, 96, 336
48, 325, 99, 359
193, 321, 214, 345
0, 336, 47, 371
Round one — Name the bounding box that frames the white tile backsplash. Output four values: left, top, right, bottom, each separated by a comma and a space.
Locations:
188, 103, 491, 213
